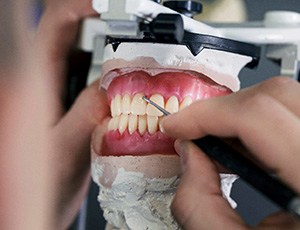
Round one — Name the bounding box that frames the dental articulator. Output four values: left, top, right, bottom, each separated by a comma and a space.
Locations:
80, 0, 300, 219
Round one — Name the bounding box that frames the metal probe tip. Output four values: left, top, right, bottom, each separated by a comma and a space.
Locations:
142, 96, 171, 116
288, 197, 300, 220
142, 96, 151, 103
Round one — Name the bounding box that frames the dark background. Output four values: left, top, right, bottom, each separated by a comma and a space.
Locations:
70, 0, 300, 229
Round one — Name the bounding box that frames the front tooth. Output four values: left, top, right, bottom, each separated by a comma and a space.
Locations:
147, 116, 158, 135
158, 117, 164, 133
131, 93, 146, 115
119, 114, 128, 134
179, 96, 193, 111
165, 96, 179, 114
138, 115, 147, 135
128, 114, 138, 134
122, 94, 131, 114
108, 116, 120, 131
108, 118, 114, 131
111, 94, 122, 117
146, 94, 164, 116
110, 97, 116, 117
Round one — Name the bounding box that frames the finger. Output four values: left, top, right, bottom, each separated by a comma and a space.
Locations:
34, 1, 98, 116
252, 77, 300, 116
257, 212, 300, 230
171, 140, 247, 230
162, 82, 300, 192
53, 82, 109, 171
38, 0, 97, 59
44, 0, 97, 18
51, 82, 109, 228
162, 77, 300, 139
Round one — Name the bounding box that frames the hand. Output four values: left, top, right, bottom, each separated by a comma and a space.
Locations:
34, 1, 109, 229
161, 77, 300, 229
1, 1, 108, 229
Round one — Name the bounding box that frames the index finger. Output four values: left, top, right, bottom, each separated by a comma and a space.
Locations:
34, 0, 98, 118
161, 77, 300, 192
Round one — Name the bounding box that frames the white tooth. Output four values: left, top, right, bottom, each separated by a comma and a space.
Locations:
131, 93, 146, 115
114, 94, 122, 116
118, 114, 128, 134
122, 94, 131, 114
108, 116, 120, 131
138, 115, 147, 135
165, 96, 179, 114
111, 95, 122, 117
146, 94, 164, 116
158, 117, 164, 133
128, 114, 138, 134
179, 96, 193, 111
147, 116, 158, 135
110, 97, 116, 117
108, 118, 114, 131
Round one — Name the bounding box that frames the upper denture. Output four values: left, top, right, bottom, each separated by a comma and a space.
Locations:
106, 70, 230, 104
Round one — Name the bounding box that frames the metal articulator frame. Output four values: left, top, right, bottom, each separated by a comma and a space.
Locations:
266, 44, 300, 81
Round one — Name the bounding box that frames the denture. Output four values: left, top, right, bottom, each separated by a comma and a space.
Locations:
91, 42, 245, 229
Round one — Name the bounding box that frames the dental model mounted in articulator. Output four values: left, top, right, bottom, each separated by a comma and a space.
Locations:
78, 0, 300, 229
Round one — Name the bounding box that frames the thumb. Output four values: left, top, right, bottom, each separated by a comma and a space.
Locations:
171, 140, 246, 230
50, 81, 109, 228
52, 81, 109, 164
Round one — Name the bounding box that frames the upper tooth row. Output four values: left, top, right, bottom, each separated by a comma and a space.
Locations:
110, 94, 193, 117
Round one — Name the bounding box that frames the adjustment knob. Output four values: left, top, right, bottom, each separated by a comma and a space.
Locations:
149, 13, 184, 43
163, 0, 203, 18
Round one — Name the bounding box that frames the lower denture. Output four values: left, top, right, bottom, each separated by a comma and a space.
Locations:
98, 70, 232, 156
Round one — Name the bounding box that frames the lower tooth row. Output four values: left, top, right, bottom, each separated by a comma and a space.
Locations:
108, 114, 162, 135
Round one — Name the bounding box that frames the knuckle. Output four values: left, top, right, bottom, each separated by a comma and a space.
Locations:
242, 93, 273, 110
259, 76, 297, 92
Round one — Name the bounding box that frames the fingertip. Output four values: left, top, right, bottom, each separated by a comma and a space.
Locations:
69, 82, 109, 126
159, 105, 207, 140
159, 113, 179, 136
174, 139, 185, 156
159, 116, 169, 134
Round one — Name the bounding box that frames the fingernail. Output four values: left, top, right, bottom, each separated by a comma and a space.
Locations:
159, 114, 176, 134
174, 139, 185, 155
159, 115, 171, 134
